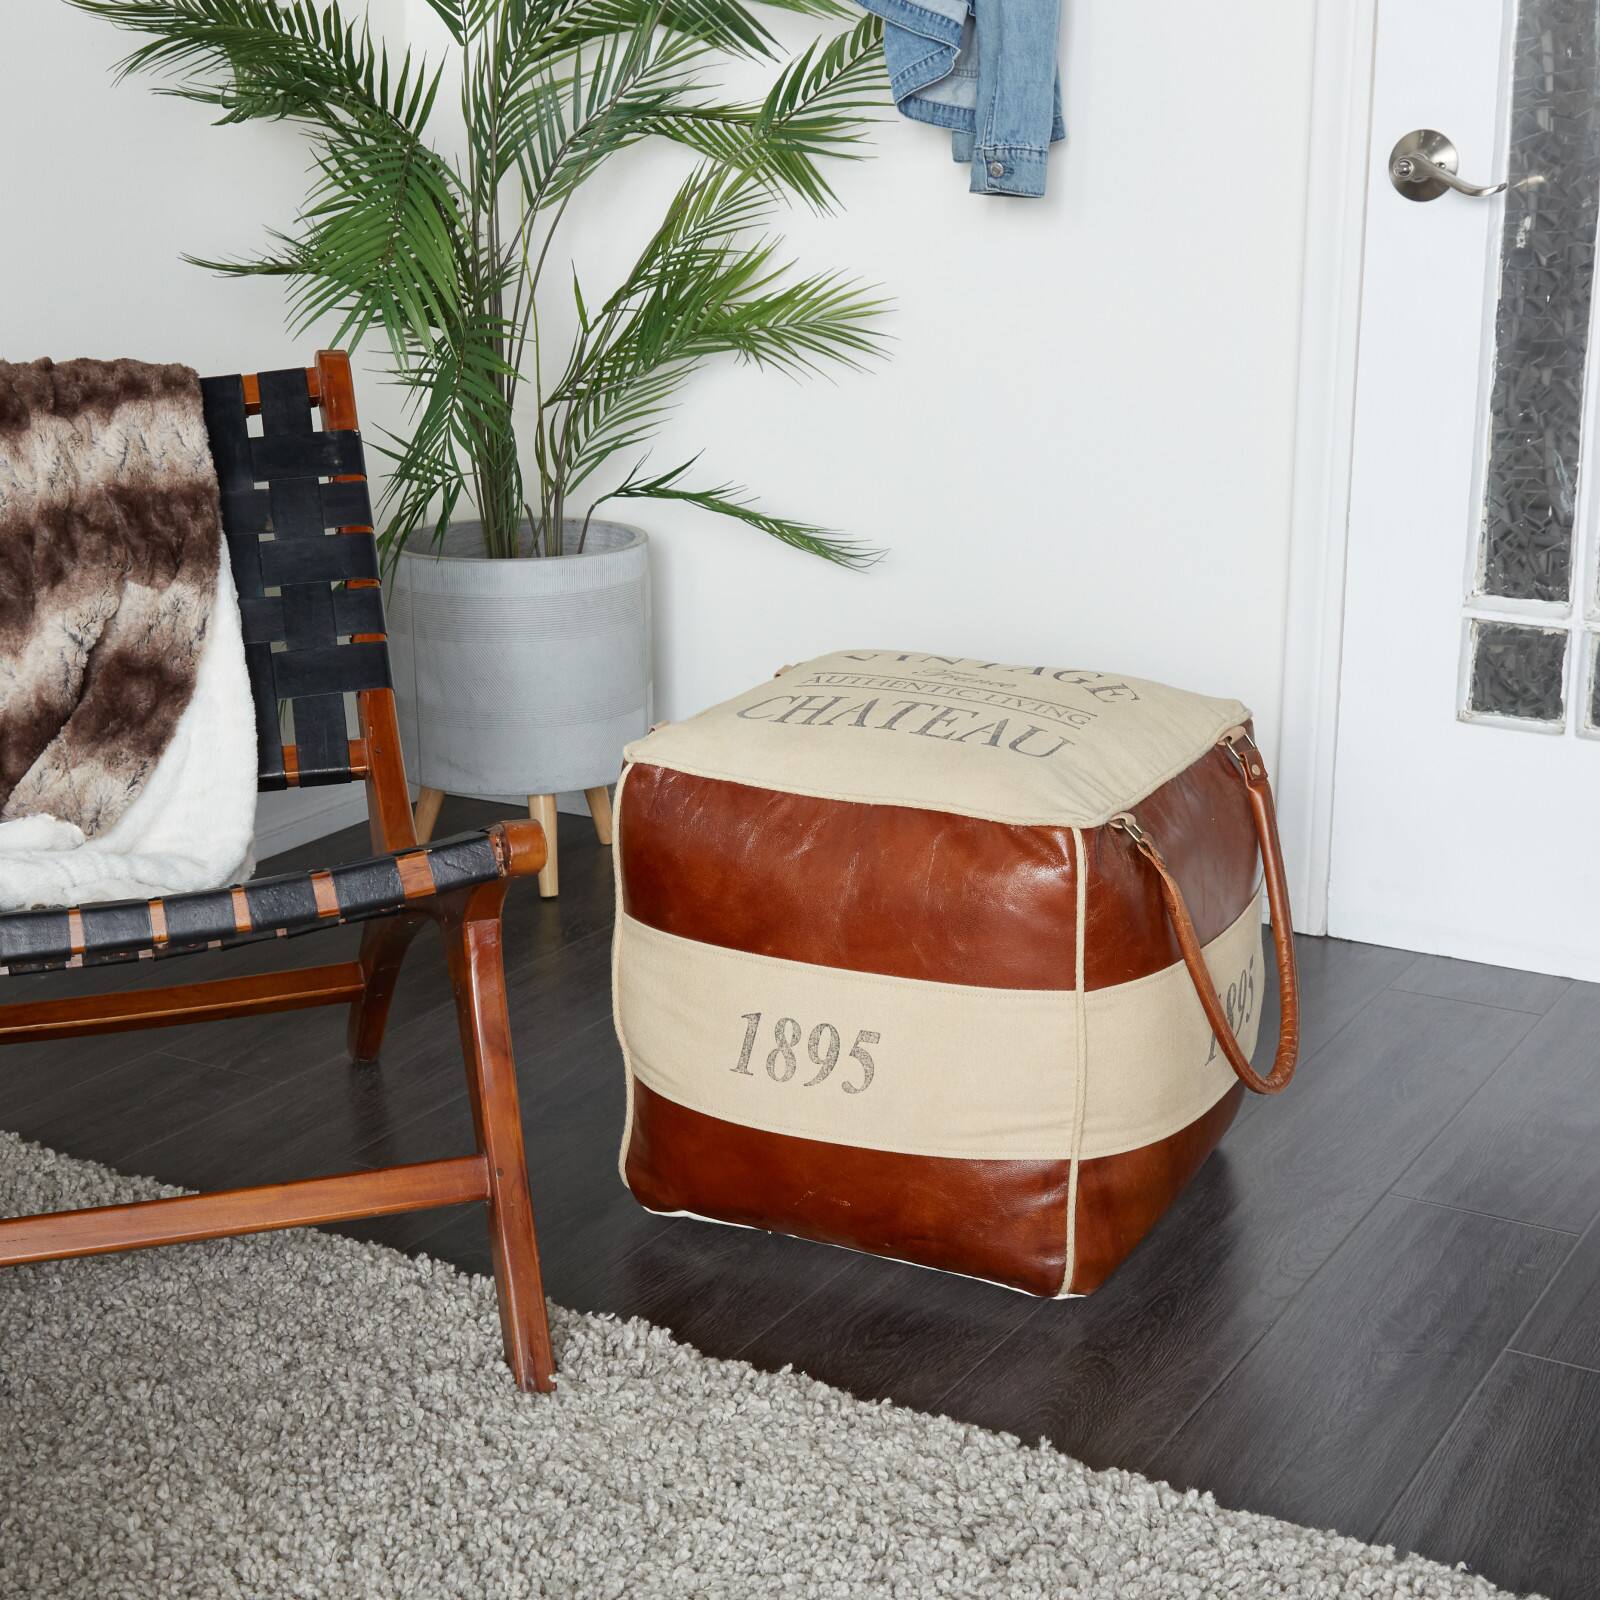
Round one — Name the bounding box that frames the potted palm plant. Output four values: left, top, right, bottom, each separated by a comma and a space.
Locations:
76, 0, 886, 891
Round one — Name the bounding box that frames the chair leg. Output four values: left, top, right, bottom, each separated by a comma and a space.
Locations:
347, 913, 425, 1064
584, 785, 614, 846
445, 884, 556, 1392
414, 787, 446, 844
528, 795, 558, 898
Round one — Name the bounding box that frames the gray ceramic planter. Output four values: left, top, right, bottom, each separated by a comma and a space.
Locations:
385, 519, 651, 800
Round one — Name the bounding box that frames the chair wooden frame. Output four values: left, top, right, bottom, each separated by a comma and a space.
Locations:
415, 783, 613, 899
0, 352, 556, 1393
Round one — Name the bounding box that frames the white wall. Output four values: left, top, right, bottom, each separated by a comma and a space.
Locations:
8, 0, 1320, 858
496, 1, 1322, 776
0, 0, 406, 855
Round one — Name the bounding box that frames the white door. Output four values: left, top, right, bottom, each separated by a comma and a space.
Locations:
1331, 0, 1600, 980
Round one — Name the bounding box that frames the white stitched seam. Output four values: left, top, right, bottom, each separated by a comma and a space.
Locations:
619, 711, 1249, 831
610, 763, 635, 1189
1061, 826, 1091, 1297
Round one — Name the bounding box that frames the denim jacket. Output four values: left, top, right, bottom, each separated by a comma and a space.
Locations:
858, 0, 1064, 197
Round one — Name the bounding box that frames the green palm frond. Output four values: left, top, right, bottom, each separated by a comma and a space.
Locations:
498, 24, 708, 204
597, 163, 778, 309
415, 0, 466, 43
645, 14, 885, 208
530, 0, 782, 62
543, 165, 884, 526
66, 0, 442, 133
558, 361, 689, 503
599, 458, 881, 568
688, 267, 887, 373
750, 0, 855, 15
76, 0, 890, 566
292, 133, 470, 348
374, 311, 523, 555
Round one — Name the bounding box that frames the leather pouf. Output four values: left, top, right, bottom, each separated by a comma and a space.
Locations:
610, 651, 1300, 1296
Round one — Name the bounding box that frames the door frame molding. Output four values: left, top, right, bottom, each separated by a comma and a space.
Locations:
1275, 0, 1380, 934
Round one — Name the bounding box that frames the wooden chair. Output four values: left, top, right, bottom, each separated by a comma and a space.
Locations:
414, 789, 612, 900
0, 352, 556, 1393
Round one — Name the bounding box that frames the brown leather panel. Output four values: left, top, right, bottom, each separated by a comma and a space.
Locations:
621, 753, 1260, 991
310, 871, 340, 919
1081, 742, 1261, 987
625, 1080, 1072, 1296
1068, 1083, 1243, 1294
395, 851, 436, 899
620, 764, 1077, 989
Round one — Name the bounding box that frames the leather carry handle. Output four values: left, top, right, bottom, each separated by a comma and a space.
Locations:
1111, 728, 1301, 1095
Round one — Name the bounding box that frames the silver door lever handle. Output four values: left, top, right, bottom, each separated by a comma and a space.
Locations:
1392, 152, 1506, 197
1389, 129, 1516, 202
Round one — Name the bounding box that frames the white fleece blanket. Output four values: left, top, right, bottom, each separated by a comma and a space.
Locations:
0, 559, 257, 911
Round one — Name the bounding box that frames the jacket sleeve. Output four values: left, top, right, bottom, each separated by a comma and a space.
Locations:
969, 0, 1065, 198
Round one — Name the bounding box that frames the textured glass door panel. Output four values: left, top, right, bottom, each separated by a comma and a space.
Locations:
1477, 0, 1600, 605
1466, 619, 1568, 721
1587, 633, 1600, 733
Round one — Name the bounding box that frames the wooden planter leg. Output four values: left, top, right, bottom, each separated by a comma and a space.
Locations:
414, 787, 446, 844
584, 786, 614, 846
447, 889, 556, 1392
347, 913, 426, 1064
528, 795, 558, 898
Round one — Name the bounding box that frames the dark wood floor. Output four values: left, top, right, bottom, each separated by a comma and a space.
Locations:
5, 797, 1598, 1599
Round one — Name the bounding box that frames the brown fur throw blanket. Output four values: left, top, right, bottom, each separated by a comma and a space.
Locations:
0, 358, 256, 910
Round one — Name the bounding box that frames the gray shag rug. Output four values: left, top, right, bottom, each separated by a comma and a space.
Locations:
0, 1130, 1533, 1600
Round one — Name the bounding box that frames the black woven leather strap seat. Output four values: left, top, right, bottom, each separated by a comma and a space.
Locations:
202, 365, 391, 791
0, 827, 514, 978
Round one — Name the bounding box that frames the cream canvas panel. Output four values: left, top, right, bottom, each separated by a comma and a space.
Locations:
1079, 896, 1260, 1156
616, 899, 1258, 1164
624, 650, 1250, 828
